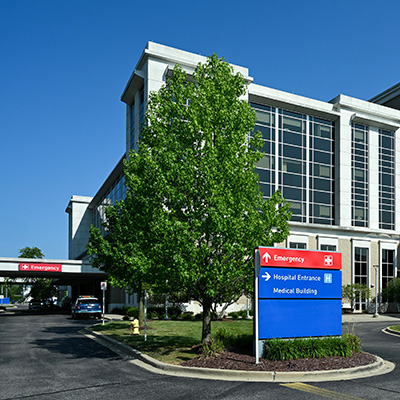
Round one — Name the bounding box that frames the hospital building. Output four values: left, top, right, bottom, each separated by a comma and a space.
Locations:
66, 42, 400, 312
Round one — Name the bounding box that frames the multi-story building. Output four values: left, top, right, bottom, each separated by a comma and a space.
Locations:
66, 42, 400, 312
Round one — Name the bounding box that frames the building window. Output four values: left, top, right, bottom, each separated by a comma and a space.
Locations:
250, 103, 275, 199
309, 117, 335, 225
139, 87, 145, 126
130, 103, 135, 150
251, 103, 335, 225
382, 249, 395, 290
289, 242, 307, 249
279, 110, 307, 223
320, 244, 337, 251
93, 174, 126, 235
354, 247, 368, 310
351, 124, 369, 227
379, 129, 395, 230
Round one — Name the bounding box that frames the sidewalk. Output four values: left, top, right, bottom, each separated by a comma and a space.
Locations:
342, 313, 400, 324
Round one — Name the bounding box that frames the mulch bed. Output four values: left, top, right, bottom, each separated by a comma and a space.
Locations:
181, 351, 376, 372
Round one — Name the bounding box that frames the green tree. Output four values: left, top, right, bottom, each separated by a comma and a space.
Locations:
18, 247, 56, 302
18, 246, 45, 259
87, 55, 291, 342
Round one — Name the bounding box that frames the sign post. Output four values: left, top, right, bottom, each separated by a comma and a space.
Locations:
100, 281, 107, 326
143, 282, 151, 341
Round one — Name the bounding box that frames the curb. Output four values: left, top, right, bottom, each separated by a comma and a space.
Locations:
383, 326, 400, 336
83, 328, 395, 382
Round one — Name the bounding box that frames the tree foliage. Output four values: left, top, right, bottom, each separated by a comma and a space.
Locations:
18, 246, 45, 259
18, 247, 56, 302
87, 54, 291, 342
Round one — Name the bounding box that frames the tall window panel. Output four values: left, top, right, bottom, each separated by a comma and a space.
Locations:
139, 88, 145, 126
278, 110, 307, 222
351, 124, 369, 227
250, 103, 275, 199
130, 104, 135, 150
354, 247, 368, 311
382, 249, 395, 290
309, 118, 335, 225
379, 130, 395, 230
93, 175, 126, 236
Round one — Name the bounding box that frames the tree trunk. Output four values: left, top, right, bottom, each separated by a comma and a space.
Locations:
138, 289, 145, 327
201, 296, 213, 343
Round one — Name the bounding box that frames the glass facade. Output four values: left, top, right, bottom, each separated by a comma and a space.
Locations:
309, 117, 335, 225
351, 124, 369, 227
130, 87, 145, 151
379, 129, 395, 230
251, 103, 334, 225
354, 247, 368, 311
130, 104, 135, 150
93, 174, 126, 235
382, 249, 395, 290
252, 104, 275, 198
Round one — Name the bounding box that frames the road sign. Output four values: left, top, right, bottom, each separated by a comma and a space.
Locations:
259, 299, 342, 339
259, 267, 342, 299
258, 247, 342, 270
101, 282, 107, 290
19, 263, 62, 272
254, 247, 342, 358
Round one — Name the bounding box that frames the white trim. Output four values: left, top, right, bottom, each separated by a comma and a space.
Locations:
317, 236, 338, 250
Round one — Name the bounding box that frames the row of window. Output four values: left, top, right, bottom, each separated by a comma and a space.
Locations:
253, 103, 396, 230
251, 103, 335, 225
289, 243, 396, 311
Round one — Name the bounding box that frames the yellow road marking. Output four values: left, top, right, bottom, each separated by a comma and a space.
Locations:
281, 383, 364, 400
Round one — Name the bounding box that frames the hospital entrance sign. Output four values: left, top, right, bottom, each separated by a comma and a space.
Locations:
254, 247, 342, 359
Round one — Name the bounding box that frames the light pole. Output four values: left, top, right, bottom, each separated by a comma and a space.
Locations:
373, 265, 379, 318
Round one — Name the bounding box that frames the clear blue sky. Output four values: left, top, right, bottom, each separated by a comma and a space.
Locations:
1, 0, 400, 259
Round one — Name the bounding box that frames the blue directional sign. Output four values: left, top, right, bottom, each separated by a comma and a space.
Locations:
259, 299, 342, 339
254, 248, 343, 350
259, 267, 342, 299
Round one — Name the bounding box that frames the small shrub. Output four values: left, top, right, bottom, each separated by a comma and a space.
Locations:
342, 333, 361, 353
214, 328, 252, 351
236, 310, 248, 318
149, 311, 159, 319
111, 307, 124, 315
200, 338, 225, 358
194, 312, 202, 320
228, 312, 239, 320
181, 312, 194, 320
264, 335, 361, 361
125, 307, 139, 318
122, 315, 130, 321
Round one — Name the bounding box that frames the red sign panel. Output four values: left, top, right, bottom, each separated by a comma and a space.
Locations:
19, 263, 62, 272
257, 247, 341, 270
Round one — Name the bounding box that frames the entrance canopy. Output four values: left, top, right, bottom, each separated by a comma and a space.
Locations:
0, 258, 106, 285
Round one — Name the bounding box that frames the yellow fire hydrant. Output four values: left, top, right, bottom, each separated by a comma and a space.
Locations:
130, 319, 140, 335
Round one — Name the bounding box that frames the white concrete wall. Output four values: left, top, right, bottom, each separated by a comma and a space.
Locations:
66, 196, 93, 259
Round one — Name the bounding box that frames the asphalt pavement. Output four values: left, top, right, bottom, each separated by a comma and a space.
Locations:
1, 310, 400, 399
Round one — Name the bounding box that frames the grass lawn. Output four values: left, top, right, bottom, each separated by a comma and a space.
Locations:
91, 319, 253, 364
389, 325, 400, 332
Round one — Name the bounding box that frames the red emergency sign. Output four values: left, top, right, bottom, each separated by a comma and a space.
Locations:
19, 263, 62, 272
256, 247, 341, 270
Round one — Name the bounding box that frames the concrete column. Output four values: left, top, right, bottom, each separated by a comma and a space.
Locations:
336, 110, 353, 227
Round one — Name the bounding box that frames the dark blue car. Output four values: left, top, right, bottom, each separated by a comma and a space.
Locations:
71, 296, 102, 319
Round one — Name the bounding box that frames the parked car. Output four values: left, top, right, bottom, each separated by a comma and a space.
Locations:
71, 296, 102, 319
29, 299, 45, 311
